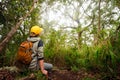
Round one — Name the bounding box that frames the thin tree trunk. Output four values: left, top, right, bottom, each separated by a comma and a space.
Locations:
0, 0, 38, 54
98, 0, 101, 32
95, 0, 101, 45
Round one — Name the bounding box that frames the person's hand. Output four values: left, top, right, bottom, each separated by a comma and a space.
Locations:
41, 69, 48, 77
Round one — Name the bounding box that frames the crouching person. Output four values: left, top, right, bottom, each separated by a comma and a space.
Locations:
15, 25, 53, 78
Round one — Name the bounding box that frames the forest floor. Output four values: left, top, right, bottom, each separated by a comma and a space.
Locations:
48, 68, 99, 80
47, 68, 120, 80
0, 67, 120, 80
0, 66, 120, 80
0, 68, 97, 80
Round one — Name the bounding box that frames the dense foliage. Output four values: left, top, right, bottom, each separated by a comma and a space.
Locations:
0, 0, 120, 79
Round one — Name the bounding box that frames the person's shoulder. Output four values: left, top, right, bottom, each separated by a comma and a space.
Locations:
38, 40, 43, 47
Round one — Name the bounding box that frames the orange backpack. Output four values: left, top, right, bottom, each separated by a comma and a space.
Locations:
16, 41, 33, 64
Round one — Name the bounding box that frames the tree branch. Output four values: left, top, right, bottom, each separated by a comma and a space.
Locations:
0, 0, 38, 53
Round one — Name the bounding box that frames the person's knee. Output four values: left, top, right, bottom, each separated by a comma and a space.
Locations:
47, 63, 53, 70
44, 63, 53, 70
49, 64, 53, 69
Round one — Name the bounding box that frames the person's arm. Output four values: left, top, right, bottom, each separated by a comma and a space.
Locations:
37, 40, 48, 76
39, 59, 48, 76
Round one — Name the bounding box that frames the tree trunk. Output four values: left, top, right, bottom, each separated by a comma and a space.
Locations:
95, 0, 101, 44
98, 0, 101, 32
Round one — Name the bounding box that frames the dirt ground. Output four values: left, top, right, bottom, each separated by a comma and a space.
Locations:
48, 69, 96, 80
0, 69, 96, 80
0, 67, 120, 80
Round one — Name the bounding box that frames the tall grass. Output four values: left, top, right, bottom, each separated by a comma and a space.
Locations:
44, 29, 120, 76
45, 38, 119, 75
44, 29, 68, 67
